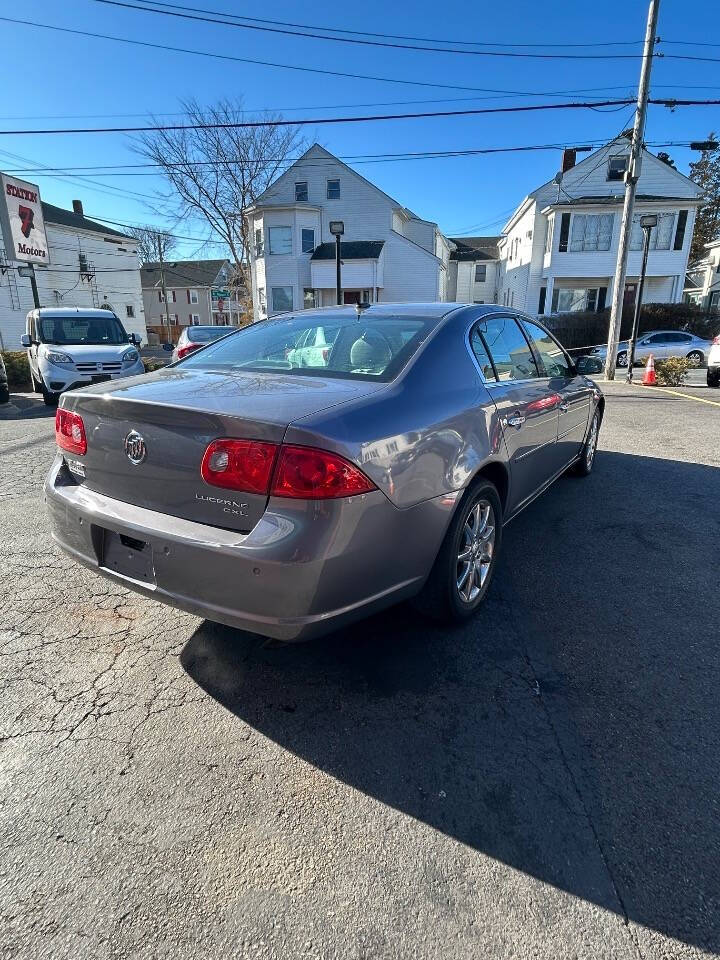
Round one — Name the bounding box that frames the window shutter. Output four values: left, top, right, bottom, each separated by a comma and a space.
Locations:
187, 290, 191, 303
538, 287, 547, 313
598, 286, 607, 311
673, 210, 688, 251
558, 213, 571, 252
158, 291, 162, 302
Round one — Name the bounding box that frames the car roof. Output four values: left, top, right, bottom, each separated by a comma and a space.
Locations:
284, 302, 463, 321
31, 308, 119, 318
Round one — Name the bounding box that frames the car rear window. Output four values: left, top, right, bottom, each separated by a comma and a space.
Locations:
179, 313, 436, 381
187, 327, 230, 344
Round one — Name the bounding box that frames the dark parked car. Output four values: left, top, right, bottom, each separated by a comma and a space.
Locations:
0, 353, 9, 405
46, 304, 604, 641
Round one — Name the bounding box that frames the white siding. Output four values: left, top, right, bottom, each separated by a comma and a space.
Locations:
0, 222, 145, 350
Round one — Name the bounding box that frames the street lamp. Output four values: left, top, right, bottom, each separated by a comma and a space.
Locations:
329, 220, 344, 305
626, 213, 657, 382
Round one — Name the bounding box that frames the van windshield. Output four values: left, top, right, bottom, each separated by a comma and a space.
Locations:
38, 315, 128, 346
179, 313, 435, 382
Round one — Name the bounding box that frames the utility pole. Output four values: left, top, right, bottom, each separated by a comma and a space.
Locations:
329, 220, 345, 305
604, 0, 660, 380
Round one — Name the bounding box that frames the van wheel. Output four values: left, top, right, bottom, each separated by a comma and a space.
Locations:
413, 479, 502, 623
41, 381, 59, 406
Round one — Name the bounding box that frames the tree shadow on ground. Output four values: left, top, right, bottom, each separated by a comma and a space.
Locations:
181, 451, 720, 953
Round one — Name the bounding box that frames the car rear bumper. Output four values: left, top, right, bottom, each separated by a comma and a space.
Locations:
45, 456, 457, 641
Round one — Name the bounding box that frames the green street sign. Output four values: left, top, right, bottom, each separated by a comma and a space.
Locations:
212, 289, 230, 300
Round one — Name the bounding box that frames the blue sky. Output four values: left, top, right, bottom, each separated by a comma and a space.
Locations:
2, 0, 720, 256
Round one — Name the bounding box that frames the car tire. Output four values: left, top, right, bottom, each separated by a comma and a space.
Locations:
708, 369, 720, 388
616, 351, 628, 368
0, 383, 9, 405
41, 380, 59, 406
413, 479, 502, 623
572, 409, 601, 477
687, 350, 704, 367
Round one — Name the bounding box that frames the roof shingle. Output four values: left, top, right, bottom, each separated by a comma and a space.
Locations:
141, 259, 230, 289
310, 241, 384, 261
448, 236, 500, 262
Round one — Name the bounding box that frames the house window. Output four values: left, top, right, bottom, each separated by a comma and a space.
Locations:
272, 286, 293, 312
474, 263, 487, 283
301, 228, 315, 253
538, 287, 547, 313
258, 287, 266, 313
544, 217, 554, 254
326, 179, 340, 199
189, 289, 199, 304
254, 227, 264, 257
607, 155, 629, 181
303, 288, 317, 309
295, 181, 308, 202
125, 305, 135, 318
569, 213, 614, 252
268, 226, 292, 255
629, 212, 674, 251
674, 210, 688, 250
551, 286, 607, 313
78, 253, 88, 273
190, 313, 200, 324
558, 212, 571, 253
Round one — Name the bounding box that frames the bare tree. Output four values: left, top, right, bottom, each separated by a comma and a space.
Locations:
127, 226, 177, 334
134, 98, 305, 310
127, 225, 176, 266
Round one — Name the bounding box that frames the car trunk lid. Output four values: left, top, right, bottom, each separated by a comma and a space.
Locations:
61, 368, 384, 533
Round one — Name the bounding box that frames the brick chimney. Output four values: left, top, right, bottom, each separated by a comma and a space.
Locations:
72, 199, 84, 216
561, 149, 577, 173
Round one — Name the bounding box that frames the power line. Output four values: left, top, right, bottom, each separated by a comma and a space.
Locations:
1, 15, 610, 97
93, 0, 649, 60
118, 0, 645, 49
3, 97, 720, 137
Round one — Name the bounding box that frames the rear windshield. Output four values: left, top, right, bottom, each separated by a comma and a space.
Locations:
38, 314, 128, 346
187, 326, 231, 344
178, 313, 435, 381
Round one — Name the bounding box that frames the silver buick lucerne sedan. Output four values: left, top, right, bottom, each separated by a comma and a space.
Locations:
46, 304, 604, 641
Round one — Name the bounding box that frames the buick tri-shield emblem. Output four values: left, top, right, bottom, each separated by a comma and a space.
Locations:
124, 430, 146, 465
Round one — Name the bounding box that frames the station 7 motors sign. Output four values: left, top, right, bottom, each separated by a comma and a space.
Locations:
0, 174, 49, 264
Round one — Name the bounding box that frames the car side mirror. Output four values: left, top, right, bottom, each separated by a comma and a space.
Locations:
576, 355, 603, 375
20, 334, 32, 348
162, 342, 174, 352
128, 332, 141, 346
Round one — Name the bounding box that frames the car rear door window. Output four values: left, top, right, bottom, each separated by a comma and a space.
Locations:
521, 320, 574, 378
476, 315, 539, 381
469, 326, 497, 381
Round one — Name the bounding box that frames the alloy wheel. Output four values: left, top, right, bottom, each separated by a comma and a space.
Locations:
456, 499, 496, 604
616, 352, 628, 368
687, 351, 703, 367
586, 415, 599, 470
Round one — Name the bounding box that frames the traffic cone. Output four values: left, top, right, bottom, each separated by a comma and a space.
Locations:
642, 354, 656, 386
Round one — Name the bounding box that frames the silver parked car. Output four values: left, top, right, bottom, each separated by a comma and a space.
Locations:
171, 324, 234, 362
46, 304, 604, 642
589, 330, 711, 368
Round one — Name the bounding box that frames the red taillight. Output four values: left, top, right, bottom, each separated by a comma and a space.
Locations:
271, 445, 376, 499
55, 408, 87, 455
200, 439, 376, 499
201, 439, 278, 493
177, 342, 202, 359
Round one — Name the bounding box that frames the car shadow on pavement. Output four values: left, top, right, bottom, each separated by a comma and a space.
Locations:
0, 393, 55, 420
181, 451, 720, 953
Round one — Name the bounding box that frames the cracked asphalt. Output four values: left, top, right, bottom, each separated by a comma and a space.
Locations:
1, 382, 719, 960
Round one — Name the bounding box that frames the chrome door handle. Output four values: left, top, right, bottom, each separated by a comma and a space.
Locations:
506, 413, 525, 429
558, 401, 570, 413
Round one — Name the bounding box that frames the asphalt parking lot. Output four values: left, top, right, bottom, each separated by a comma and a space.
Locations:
1, 379, 719, 960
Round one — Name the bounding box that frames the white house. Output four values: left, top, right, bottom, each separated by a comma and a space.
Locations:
684, 239, 720, 313
0, 198, 146, 349
446, 236, 500, 304
497, 138, 703, 318
246, 144, 451, 317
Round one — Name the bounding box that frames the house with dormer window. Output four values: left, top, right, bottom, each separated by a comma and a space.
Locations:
246, 144, 451, 318
497, 137, 703, 317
